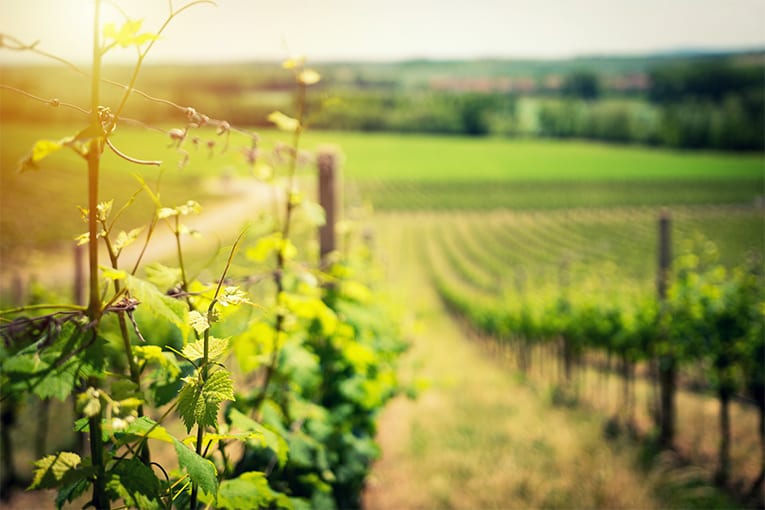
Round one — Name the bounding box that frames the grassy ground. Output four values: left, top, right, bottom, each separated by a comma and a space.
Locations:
0, 123, 227, 259
3, 123, 762, 259
297, 131, 764, 182
297, 130, 764, 210
362, 214, 739, 509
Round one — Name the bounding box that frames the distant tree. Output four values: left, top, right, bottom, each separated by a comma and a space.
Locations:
457, 93, 495, 136
562, 70, 601, 100
649, 60, 765, 104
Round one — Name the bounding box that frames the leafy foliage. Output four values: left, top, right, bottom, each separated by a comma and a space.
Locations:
29, 452, 85, 490
174, 439, 219, 496
0, 7, 405, 509
178, 369, 235, 432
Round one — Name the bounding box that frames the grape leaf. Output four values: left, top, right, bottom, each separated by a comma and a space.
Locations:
268, 111, 300, 132
246, 233, 297, 263
177, 377, 202, 432
103, 19, 159, 48
123, 416, 175, 443
113, 227, 145, 252
188, 311, 210, 336
125, 274, 188, 334
182, 336, 229, 362
174, 438, 218, 496
144, 262, 182, 292
228, 408, 288, 468
55, 478, 90, 510
177, 370, 234, 432
29, 452, 82, 490
217, 286, 250, 307
19, 139, 63, 171
200, 471, 292, 510
204, 369, 235, 404
133, 345, 180, 377
106, 457, 162, 510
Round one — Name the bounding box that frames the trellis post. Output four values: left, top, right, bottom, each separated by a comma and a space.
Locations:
317, 149, 339, 264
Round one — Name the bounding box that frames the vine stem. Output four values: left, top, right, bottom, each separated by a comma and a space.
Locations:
189, 228, 247, 510
252, 74, 307, 413
0, 303, 86, 315
86, 2, 110, 508
101, 221, 149, 462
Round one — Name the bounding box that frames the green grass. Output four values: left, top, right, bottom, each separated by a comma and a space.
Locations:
296, 131, 764, 182
3, 122, 763, 256
296, 130, 765, 210
354, 180, 764, 210
0, 123, 239, 259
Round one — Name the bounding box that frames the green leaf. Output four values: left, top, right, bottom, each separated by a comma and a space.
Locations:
55, 478, 90, 510
32, 139, 63, 161
176, 200, 202, 216
341, 280, 373, 304
106, 457, 161, 509
246, 234, 279, 262
101, 266, 127, 281
158, 207, 178, 219
34, 357, 80, 401
74, 232, 91, 246
29, 452, 82, 490
246, 233, 297, 263
144, 262, 182, 292
217, 286, 250, 307
125, 274, 188, 334
133, 345, 180, 376
177, 370, 235, 432
188, 311, 210, 335
113, 226, 145, 252
182, 336, 229, 362
205, 369, 235, 404
268, 111, 300, 132
96, 200, 113, 222
103, 19, 159, 48
123, 416, 175, 443
177, 377, 202, 433
228, 409, 288, 468
174, 438, 218, 496
203, 471, 292, 510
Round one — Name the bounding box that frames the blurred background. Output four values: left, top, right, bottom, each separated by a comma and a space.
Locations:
1, 1, 764, 509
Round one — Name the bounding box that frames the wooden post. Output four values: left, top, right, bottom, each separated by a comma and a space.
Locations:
657, 209, 676, 449
657, 210, 671, 300
317, 149, 338, 264
74, 243, 85, 306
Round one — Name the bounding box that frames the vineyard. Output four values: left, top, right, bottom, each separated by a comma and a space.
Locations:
1, 2, 765, 510
421, 204, 764, 488
364, 205, 764, 509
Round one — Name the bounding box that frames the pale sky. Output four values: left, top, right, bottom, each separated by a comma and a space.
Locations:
0, 0, 763, 64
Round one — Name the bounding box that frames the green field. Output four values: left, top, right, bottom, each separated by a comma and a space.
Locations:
2, 122, 762, 257
300, 131, 763, 210
301, 132, 764, 181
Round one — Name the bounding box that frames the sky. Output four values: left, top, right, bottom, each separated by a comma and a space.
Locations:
0, 0, 763, 64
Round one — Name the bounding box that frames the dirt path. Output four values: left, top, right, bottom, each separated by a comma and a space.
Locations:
362, 213, 690, 509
